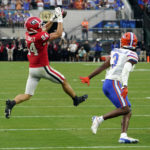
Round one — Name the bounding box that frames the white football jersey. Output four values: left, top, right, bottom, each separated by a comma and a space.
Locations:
105, 48, 138, 82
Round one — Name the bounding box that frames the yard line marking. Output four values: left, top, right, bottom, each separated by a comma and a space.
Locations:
0, 128, 150, 132
134, 69, 150, 71
0, 146, 150, 149
0, 115, 149, 118
0, 97, 147, 101
1, 105, 150, 108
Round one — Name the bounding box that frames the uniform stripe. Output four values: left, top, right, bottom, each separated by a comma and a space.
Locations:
130, 32, 134, 47
48, 66, 64, 81
44, 67, 62, 83
128, 59, 138, 63
112, 81, 123, 107
117, 81, 128, 106
127, 55, 138, 60
114, 81, 126, 107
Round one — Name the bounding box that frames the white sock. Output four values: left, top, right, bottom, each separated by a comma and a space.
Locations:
98, 116, 104, 123
120, 132, 127, 138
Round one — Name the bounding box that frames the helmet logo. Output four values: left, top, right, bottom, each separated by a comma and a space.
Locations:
31, 20, 38, 25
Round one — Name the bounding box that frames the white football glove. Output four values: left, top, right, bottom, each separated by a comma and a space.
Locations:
55, 7, 63, 23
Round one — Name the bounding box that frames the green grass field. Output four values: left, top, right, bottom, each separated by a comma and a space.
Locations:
0, 62, 150, 150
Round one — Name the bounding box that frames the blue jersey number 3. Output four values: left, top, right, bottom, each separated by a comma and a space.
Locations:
112, 53, 119, 68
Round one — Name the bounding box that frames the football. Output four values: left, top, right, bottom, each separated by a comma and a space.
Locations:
62, 9, 67, 18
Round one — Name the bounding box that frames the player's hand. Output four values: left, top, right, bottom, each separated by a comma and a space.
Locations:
55, 7, 63, 22
80, 76, 90, 86
121, 86, 128, 99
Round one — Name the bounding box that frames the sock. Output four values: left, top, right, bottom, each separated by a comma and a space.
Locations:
11, 100, 16, 108
72, 96, 77, 101
99, 116, 104, 122
120, 132, 127, 138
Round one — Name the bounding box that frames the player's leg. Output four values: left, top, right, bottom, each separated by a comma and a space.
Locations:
5, 69, 40, 119
14, 94, 32, 104
11, 53, 13, 61
121, 111, 132, 133
119, 109, 139, 143
91, 80, 130, 134
8, 53, 10, 61
62, 79, 76, 98
43, 66, 88, 106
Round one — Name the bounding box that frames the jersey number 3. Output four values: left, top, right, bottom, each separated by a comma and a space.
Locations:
112, 53, 119, 68
28, 43, 38, 56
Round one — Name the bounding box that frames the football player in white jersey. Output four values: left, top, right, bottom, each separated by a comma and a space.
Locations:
80, 32, 139, 143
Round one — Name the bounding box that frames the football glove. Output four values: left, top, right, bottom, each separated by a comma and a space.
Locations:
55, 7, 63, 22
80, 76, 90, 86
121, 86, 128, 99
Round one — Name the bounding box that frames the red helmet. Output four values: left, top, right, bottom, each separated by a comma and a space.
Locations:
25, 17, 42, 34
121, 32, 138, 49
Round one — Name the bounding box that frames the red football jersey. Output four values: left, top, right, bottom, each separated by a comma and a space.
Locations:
25, 31, 50, 67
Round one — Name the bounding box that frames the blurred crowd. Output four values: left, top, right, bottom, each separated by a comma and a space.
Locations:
68, 0, 124, 10
0, 38, 148, 62
0, 0, 124, 10
138, 0, 150, 15
0, 0, 31, 27
0, 9, 30, 27
0, 0, 124, 27
138, 0, 150, 10
0, 38, 105, 62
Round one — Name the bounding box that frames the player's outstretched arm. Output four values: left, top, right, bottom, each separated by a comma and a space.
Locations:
80, 57, 111, 86
49, 7, 63, 41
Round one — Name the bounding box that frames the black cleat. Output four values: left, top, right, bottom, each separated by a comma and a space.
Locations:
5, 100, 14, 119
73, 94, 88, 106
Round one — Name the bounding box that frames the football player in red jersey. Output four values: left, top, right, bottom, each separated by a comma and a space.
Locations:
5, 7, 88, 119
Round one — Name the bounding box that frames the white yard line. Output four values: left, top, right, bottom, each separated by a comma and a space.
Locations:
1, 105, 150, 108
0, 146, 150, 149
0, 114, 150, 119
0, 97, 148, 101
0, 127, 150, 132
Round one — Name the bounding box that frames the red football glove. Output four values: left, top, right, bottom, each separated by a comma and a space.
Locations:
121, 87, 128, 99
80, 76, 90, 86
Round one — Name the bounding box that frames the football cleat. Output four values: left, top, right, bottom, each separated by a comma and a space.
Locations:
91, 116, 103, 134
119, 137, 139, 143
5, 100, 14, 119
73, 94, 88, 106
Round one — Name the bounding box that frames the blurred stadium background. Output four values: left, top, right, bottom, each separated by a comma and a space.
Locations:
0, 1, 150, 149
0, 0, 150, 62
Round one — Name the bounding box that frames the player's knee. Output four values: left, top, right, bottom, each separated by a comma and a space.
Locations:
62, 79, 67, 85
122, 106, 131, 114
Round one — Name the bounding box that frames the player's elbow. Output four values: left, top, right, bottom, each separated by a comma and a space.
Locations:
57, 31, 62, 37
54, 32, 62, 39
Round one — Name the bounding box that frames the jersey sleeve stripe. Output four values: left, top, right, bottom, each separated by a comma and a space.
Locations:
128, 59, 138, 63
127, 55, 138, 60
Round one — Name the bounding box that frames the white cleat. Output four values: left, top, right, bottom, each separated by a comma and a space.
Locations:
119, 136, 139, 144
91, 116, 103, 134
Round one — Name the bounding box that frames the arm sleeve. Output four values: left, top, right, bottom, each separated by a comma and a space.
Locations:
121, 62, 133, 86
127, 51, 138, 64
